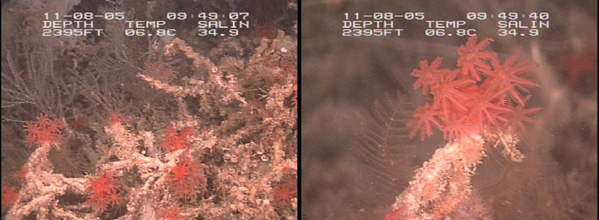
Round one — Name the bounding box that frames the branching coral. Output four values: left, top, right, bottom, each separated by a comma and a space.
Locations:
387, 36, 543, 220
407, 36, 542, 142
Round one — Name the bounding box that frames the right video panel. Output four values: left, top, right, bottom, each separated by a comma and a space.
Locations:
301, 1, 597, 219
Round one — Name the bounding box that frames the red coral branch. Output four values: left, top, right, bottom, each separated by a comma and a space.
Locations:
409, 36, 542, 142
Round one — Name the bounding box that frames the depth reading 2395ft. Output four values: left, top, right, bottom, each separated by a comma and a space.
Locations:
341, 11, 549, 37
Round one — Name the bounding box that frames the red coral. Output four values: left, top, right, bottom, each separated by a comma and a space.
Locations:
107, 112, 128, 126
431, 72, 475, 117
480, 55, 540, 105
409, 36, 542, 142
24, 113, 63, 146
272, 171, 297, 208
87, 172, 123, 212
168, 156, 205, 199
439, 114, 478, 141
2, 186, 20, 208
162, 126, 196, 151
462, 86, 513, 129
273, 182, 297, 208
500, 96, 543, 131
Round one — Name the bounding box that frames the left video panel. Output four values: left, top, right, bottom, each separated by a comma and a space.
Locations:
1, 0, 297, 219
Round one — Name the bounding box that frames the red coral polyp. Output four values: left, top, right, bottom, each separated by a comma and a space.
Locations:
411, 57, 451, 95
162, 126, 196, 151
272, 171, 297, 209
87, 172, 123, 212
24, 113, 63, 146
107, 112, 128, 126
407, 104, 442, 140
457, 36, 496, 81
168, 156, 205, 199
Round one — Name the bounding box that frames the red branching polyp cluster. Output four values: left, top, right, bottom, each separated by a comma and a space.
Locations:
87, 172, 123, 212
408, 36, 542, 141
162, 126, 196, 151
168, 156, 205, 199
24, 113, 63, 146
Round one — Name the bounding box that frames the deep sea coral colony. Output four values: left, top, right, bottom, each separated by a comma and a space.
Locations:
4, 31, 297, 219
385, 36, 542, 220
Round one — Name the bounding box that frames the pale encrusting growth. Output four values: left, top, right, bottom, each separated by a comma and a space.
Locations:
386, 136, 486, 220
